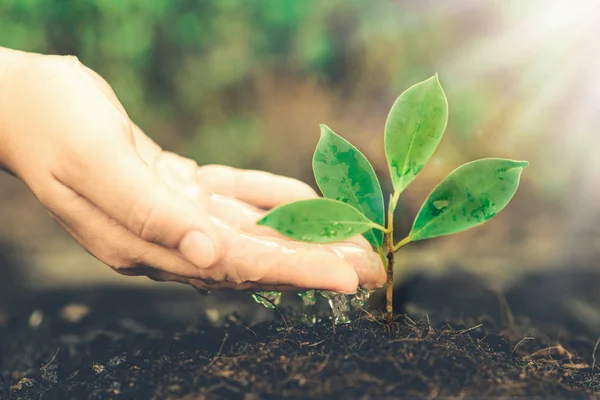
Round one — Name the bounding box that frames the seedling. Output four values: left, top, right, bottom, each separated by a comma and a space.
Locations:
257, 75, 527, 321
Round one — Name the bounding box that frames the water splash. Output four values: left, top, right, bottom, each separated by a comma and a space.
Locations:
320, 291, 351, 324
320, 288, 372, 324
298, 290, 316, 307
298, 290, 317, 325
252, 288, 372, 325
251, 291, 282, 309
351, 287, 372, 309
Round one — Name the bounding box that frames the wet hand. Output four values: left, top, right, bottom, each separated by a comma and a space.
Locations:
0, 49, 385, 293
159, 160, 386, 292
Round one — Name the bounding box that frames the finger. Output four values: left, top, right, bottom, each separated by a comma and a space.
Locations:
209, 221, 382, 293
206, 193, 373, 250
330, 245, 386, 289
156, 154, 367, 246
195, 164, 374, 250
154, 152, 212, 204
187, 279, 298, 292
196, 165, 318, 208
63, 148, 221, 268
123, 266, 189, 285
45, 178, 217, 279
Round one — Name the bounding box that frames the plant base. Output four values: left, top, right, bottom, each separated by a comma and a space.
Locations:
385, 250, 395, 322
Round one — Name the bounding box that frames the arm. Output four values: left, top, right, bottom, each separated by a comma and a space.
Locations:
0, 47, 385, 293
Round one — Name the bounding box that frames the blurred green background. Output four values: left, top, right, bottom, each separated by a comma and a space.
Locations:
1, 0, 599, 289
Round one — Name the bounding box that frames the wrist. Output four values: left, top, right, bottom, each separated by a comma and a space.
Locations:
0, 46, 17, 80
0, 47, 26, 173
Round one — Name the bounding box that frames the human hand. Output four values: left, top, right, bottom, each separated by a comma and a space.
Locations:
0, 49, 385, 293
159, 159, 386, 292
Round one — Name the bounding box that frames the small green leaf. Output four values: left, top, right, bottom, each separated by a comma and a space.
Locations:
313, 124, 385, 248
257, 198, 383, 244
385, 74, 449, 193
409, 158, 528, 241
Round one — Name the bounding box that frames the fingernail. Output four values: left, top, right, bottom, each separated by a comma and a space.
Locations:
179, 231, 216, 268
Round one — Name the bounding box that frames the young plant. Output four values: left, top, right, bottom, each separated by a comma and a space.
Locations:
257, 75, 528, 321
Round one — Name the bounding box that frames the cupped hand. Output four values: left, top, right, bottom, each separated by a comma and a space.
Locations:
0, 49, 385, 293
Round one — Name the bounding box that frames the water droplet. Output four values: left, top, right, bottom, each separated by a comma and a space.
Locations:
298, 290, 316, 307
320, 291, 351, 324
433, 199, 449, 210
350, 287, 372, 309
298, 290, 317, 325
251, 291, 282, 309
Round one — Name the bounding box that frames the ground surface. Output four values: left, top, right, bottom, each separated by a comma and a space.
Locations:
2, 269, 600, 399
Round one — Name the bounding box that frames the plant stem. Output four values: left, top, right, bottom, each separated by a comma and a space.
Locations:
385, 248, 394, 322
386, 237, 412, 322
384, 192, 399, 322
393, 236, 411, 252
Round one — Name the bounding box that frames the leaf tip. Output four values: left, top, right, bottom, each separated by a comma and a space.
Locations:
509, 160, 529, 170
419, 74, 447, 111
425, 73, 440, 86
319, 124, 330, 137
256, 216, 268, 226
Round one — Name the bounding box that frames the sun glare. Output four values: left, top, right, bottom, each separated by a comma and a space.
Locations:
442, 0, 600, 203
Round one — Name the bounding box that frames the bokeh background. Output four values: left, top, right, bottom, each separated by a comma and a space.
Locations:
0, 0, 599, 294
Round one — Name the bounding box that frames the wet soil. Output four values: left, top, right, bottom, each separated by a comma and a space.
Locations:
2, 268, 600, 399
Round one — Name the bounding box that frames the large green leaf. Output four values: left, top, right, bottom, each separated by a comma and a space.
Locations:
409, 158, 528, 241
257, 198, 382, 244
313, 124, 384, 248
385, 74, 448, 193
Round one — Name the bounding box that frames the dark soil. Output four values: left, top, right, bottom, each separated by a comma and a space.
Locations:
2, 267, 600, 399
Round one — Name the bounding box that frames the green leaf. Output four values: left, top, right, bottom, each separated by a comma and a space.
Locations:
312, 124, 385, 248
257, 198, 383, 244
385, 74, 449, 193
409, 158, 528, 241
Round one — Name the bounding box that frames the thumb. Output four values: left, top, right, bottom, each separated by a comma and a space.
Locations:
61, 143, 223, 268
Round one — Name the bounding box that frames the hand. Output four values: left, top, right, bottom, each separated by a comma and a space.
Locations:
0, 49, 385, 293
159, 159, 386, 292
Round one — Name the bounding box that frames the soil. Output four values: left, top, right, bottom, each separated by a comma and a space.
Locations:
2, 265, 600, 399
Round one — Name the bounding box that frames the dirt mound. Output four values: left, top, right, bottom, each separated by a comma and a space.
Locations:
2, 270, 600, 399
